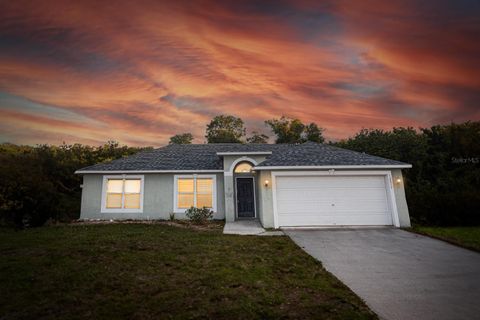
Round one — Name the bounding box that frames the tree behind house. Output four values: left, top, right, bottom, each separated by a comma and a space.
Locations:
169, 133, 193, 144
304, 123, 325, 143
246, 131, 269, 143
205, 115, 246, 143
265, 116, 325, 143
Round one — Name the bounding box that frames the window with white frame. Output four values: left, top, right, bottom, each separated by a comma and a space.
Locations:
175, 175, 216, 212
102, 176, 143, 212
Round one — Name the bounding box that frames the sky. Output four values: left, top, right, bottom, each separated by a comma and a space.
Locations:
0, 0, 479, 146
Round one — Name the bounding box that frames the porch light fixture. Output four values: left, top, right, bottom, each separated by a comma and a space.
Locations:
395, 177, 402, 184
264, 180, 269, 187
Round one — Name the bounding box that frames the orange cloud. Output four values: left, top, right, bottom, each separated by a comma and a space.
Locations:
0, 0, 478, 145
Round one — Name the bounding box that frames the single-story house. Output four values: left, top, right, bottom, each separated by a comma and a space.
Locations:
76, 142, 412, 228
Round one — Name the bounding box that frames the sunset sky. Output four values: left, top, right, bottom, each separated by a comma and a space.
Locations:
1, 0, 479, 146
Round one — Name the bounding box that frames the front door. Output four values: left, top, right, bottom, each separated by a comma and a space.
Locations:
236, 177, 255, 218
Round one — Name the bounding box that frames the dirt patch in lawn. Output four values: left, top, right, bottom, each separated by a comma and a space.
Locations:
70, 219, 225, 231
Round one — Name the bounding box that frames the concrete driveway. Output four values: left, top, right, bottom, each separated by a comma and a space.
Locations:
285, 228, 480, 320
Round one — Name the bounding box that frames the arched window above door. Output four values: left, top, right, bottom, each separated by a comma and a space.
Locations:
234, 162, 254, 173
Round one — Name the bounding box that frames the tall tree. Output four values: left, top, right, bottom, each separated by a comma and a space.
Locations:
246, 131, 269, 144
169, 133, 193, 144
205, 115, 246, 143
265, 116, 324, 143
265, 116, 304, 143
304, 123, 325, 143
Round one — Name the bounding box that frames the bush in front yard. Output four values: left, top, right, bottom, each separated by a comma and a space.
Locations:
185, 207, 213, 224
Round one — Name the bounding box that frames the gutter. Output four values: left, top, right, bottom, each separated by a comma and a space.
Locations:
253, 164, 412, 170
75, 169, 224, 174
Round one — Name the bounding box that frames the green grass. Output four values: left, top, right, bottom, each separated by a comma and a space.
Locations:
0, 224, 375, 319
409, 226, 480, 252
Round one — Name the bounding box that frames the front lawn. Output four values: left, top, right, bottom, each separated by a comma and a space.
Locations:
409, 226, 480, 252
0, 224, 375, 319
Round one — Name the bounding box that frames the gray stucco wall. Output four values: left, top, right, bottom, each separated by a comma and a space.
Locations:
391, 169, 411, 227
257, 170, 274, 228
80, 174, 104, 219
79, 167, 411, 228
80, 173, 225, 220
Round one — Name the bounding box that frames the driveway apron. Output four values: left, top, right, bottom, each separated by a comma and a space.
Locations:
285, 228, 480, 320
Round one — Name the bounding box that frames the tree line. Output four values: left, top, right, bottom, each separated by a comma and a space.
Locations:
170, 115, 324, 144
0, 142, 150, 227
0, 117, 478, 228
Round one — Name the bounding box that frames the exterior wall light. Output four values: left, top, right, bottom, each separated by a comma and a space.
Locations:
264, 180, 269, 187
395, 178, 402, 184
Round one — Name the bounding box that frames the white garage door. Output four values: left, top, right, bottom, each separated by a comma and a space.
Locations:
275, 175, 393, 227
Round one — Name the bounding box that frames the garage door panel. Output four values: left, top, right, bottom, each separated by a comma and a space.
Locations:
332, 188, 387, 199
278, 213, 392, 227
277, 176, 386, 189
276, 190, 332, 201
328, 179, 385, 189
275, 175, 393, 227
278, 213, 334, 226
276, 177, 332, 189
277, 188, 386, 200
277, 200, 334, 213
335, 199, 389, 212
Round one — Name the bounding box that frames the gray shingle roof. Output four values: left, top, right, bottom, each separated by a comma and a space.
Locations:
256, 142, 409, 167
76, 142, 410, 172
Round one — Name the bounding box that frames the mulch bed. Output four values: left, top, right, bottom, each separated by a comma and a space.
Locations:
69, 219, 225, 231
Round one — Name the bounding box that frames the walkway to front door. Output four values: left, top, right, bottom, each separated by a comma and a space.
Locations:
223, 220, 284, 236
223, 220, 265, 235
236, 177, 255, 218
